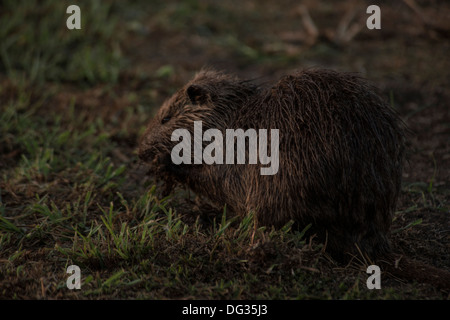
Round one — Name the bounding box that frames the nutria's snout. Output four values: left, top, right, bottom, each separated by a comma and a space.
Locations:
137, 147, 153, 162
138, 144, 173, 175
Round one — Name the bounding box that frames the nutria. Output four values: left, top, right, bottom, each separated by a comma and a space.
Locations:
138, 68, 450, 289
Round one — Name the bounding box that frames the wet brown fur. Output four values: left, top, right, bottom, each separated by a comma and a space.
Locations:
139, 68, 450, 289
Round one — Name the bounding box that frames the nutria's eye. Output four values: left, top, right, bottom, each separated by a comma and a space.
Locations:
161, 116, 171, 124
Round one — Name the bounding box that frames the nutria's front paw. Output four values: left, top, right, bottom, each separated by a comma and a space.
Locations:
154, 153, 188, 181
166, 162, 189, 180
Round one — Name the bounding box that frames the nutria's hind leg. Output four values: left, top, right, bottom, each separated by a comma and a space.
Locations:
317, 222, 392, 263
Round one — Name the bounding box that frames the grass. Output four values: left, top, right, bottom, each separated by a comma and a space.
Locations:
0, 77, 446, 299
0, 0, 123, 85
0, 0, 449, 300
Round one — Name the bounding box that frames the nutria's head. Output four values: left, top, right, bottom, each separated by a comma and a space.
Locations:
138, 69, 257, 169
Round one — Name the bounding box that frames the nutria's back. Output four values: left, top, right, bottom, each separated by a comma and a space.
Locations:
139, 68, 406, 261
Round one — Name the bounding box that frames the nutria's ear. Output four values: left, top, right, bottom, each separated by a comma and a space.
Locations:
187, 85, 209, 105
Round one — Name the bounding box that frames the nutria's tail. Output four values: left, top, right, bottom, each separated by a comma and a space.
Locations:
378, 253, 450, 290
